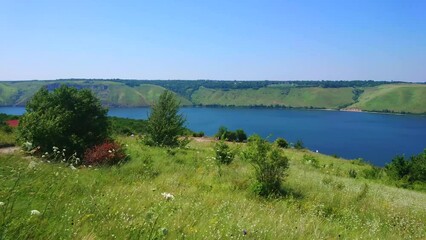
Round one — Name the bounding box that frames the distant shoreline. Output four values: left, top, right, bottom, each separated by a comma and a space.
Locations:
1, 105, 425, 116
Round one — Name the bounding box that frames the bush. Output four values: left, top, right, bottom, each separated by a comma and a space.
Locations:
275, 137, 288, 148
294, 140, 305, 149
215, 126, 247, 142
145, 91, 186, 147
385, 150, 426, 183
83, 141, 127, 166
192, 131, 205, 137
18, 85, 109, 160
348, 169, 358, 178
303, 154, 319, 168
214, 140, 235, 165
243, 135, 289, 197
235, 129, 247, 142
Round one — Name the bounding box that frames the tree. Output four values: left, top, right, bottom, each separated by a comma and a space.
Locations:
18, 85, 109, 159
146, 90, 186, 147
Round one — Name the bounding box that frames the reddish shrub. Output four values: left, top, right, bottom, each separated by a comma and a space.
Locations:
83, 141, 127, 166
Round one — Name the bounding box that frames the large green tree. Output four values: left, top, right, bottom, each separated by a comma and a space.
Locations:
18, 85, 109, 159
146, 90, 185, 147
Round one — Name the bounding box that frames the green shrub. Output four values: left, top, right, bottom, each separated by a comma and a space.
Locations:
348, 169, 358, 178
18, 85, 109, 160
215, 126, 247, 142
294, 140, 305, 149
303, 154, 319, 168
275, 137, 288, 148
192, 131, 205, 137
243, 135, 289, 197
214, 140, 235, 165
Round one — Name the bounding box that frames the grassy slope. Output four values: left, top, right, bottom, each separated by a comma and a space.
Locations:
349, 84, 426, 114
0, 81, 191, 107
191, 87, 354, 109
1, 138, 425, 239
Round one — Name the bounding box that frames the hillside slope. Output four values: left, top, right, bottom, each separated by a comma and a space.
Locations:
0, 80, 424, 114
348, 84, 426, 114
191, 86, 354, 109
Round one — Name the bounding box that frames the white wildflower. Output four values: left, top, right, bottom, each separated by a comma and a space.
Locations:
108, 150, 112, 153
161, 192, 174, 201
41, 155, 45, 158
70, 165, 77, 170
0, 202, 5, 206
30, 210, 41, 215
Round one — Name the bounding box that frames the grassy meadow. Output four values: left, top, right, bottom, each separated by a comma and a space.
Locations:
1, 137, 425, 239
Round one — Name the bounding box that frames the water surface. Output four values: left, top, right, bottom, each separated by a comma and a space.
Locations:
2, 106, 425, 166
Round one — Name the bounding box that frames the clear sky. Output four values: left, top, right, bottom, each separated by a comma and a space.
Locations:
0, 0, 425, 81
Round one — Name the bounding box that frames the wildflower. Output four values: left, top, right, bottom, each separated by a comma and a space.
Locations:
0, 202, 5, 206
161, 192, 174, 200
108, 150, 112, 153
31, 210, 41, 215
70, 165, 77, 170
42, 155, 45, 158
63, 149, 66, 152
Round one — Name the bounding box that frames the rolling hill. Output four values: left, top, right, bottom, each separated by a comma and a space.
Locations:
0, 80, 424, 114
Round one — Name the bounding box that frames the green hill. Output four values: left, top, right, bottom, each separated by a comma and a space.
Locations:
191, 86, 354, 109
1, 137, 425, 239
347, 84, 426, 114
0, 80, 425, 114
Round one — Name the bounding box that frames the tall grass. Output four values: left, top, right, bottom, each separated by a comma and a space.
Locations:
0, 137, 425, 239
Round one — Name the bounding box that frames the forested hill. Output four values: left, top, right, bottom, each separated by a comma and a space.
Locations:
0, 79, 425, 114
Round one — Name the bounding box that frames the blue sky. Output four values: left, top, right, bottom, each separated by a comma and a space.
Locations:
0, 0, 425, 81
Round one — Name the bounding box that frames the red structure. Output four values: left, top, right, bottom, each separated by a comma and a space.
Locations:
5, 119, 19, 128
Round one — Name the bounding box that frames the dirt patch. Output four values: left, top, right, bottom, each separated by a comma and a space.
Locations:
191, 137, 216, 143
0, 146, 19, 154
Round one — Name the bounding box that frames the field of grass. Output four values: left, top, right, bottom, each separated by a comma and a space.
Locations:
1, 137, 425, 239
348, 84, 426, 114
191, 87, 354, 109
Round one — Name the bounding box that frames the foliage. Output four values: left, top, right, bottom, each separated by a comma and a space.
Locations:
109, 117, 147, 136
348, 169, 358, 178
303, 154, 320, 168
385, 150, 426, 184
214, 140, 235, 165
192, 131, 205, 137
215, 126, 247, 142
274, 137, 288, 148
242, 135, 289, 197
17, 85, 109, 159
83, 141, 127, 166
145, 90, 186, 147
294, 140, 305, 150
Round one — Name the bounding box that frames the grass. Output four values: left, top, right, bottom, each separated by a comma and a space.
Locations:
1, 137, 425, 239
191, 87, 355, 109
348, 84, 426, 114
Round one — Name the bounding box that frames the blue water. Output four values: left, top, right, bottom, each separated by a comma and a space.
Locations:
2, 106, 426, 166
